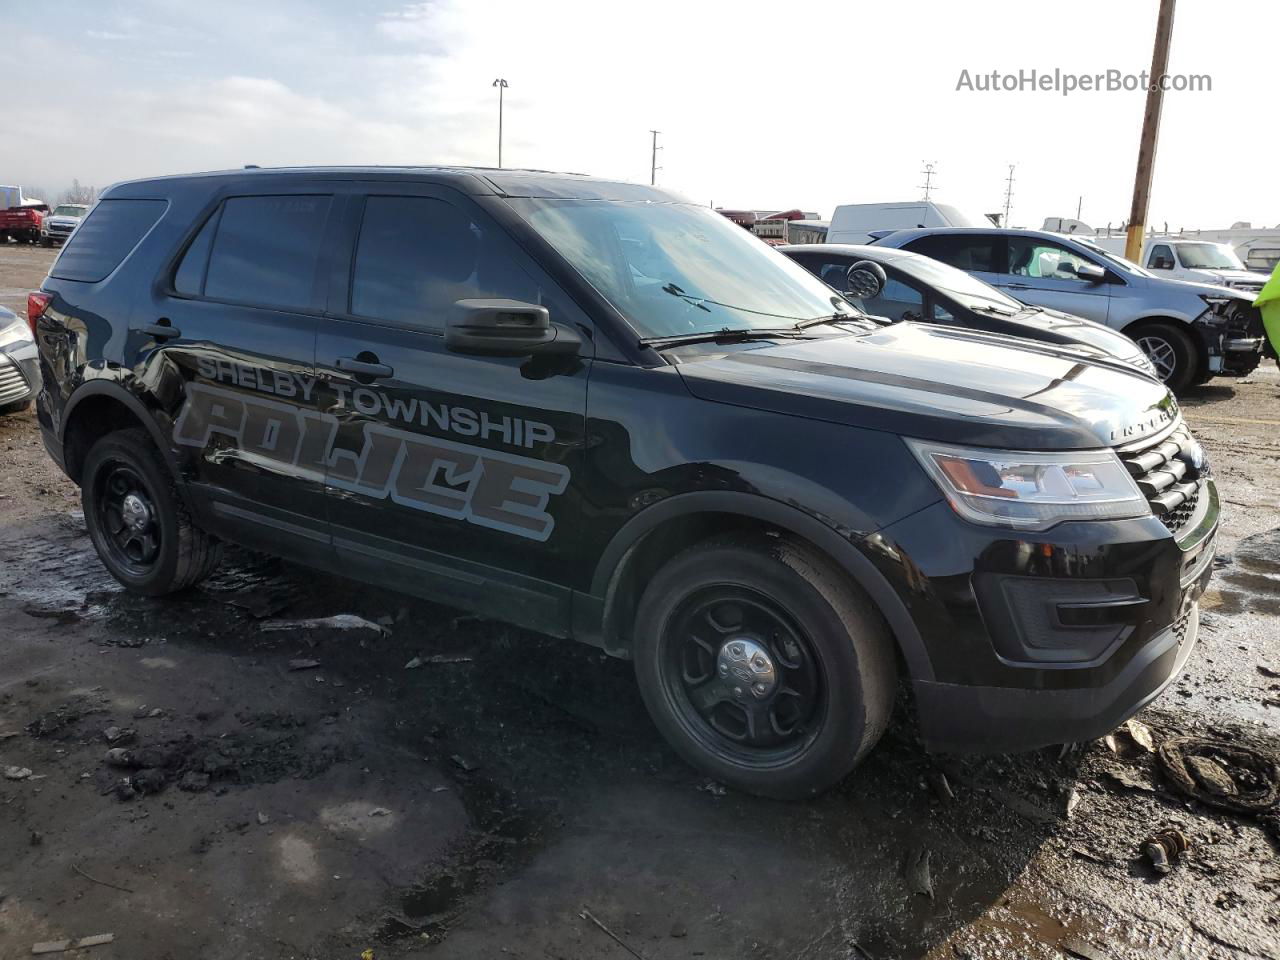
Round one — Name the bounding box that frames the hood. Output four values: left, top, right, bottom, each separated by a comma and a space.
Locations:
1181, 268, 1269, 287
1145, 274, 1256, 302
676, 323, 1178, 451
1002, 306, 1145, 362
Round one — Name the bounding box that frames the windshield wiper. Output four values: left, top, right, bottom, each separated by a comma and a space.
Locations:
794, 311, 880, 330
971, 304, 1020, 317
638, 327, 810, 350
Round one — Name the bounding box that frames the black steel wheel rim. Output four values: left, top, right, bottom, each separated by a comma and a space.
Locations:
661, 586, 825, 766
93, 460, 161, 575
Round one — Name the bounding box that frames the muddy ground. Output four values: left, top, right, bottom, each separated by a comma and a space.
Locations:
1, 244, 1277, 960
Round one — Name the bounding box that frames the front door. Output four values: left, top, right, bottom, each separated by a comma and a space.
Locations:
160, 191, 337, 552
1000, 236, 1112, 325
314, 187, 591, 635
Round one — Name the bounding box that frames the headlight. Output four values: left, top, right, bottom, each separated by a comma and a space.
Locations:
1200, 294, 1232, 308
905, 440, 1149, 530
0, 320, 32, 349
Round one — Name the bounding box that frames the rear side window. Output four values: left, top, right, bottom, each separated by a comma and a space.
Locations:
904, 234, 1001, 274
50, 199, 167, 282
197, 195, 332, 311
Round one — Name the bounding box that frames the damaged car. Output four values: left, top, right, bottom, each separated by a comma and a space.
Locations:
33, 169, 1217, 799
0, 304, 38, 414
872, 227, 1265, 393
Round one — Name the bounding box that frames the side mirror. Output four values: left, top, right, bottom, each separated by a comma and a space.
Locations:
1075, 262, 1106, 284
446, 299, 581, 357
845, 260, 887, 299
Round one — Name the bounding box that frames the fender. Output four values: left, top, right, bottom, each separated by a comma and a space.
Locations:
61, 380, 200, 512
588, 490, 934, 681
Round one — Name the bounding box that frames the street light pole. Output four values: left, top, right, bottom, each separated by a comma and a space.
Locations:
492, 78, 509, 168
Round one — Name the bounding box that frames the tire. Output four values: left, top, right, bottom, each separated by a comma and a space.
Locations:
81, 428, 220, 595
40, 238, 51, 248
1132, 321, 1198, 393
633, 533, 897, 800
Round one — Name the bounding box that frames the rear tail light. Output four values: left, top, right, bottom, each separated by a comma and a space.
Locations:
27, 292, 51, 336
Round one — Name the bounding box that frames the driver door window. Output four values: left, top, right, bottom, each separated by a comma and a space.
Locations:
1007, 238, 1095, 283
1147, 244, 1175, 270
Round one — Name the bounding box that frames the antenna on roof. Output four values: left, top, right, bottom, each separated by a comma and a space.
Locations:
244, 164, 260, 170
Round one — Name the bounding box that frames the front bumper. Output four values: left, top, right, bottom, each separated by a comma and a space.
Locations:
868, 473, 1217, 754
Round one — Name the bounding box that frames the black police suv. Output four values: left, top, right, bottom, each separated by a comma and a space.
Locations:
780, 242, 1158, 378
32, 168, 1218, 799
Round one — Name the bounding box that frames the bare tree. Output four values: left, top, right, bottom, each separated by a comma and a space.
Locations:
59, 179, 97, 205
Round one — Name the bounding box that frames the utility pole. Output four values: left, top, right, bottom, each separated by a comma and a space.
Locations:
919, 162, 937, 201
1076, 195, 1083, 221
1125, 0, 1176, 263
492, 78, 509, 168
649, 130, 662, 186
1002, 164, 1016, 228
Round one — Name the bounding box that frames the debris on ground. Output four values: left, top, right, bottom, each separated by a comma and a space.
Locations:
1141, 828, 1190, 876
406, 654, 474, 669
287, 659, 321, 671
905, 846, 933, 899
450, 754, 478, 773
369, 807, 391, 817
261, 614, 390, 636
696, 779, 726, 798
4, 765, 33, 780
1258, 662, 1280, 679
1100, 765, 1155, 794
257, 811, 270, 825
1156, 736, 1280, 813
929, 770, 956, 802
1103, 719, 1155, 756
1060, 936, 1109, 960
32, 934, 115, 954
579, 906, 647, 960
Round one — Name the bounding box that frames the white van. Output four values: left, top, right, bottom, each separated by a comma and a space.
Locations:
828, 202, 986, 245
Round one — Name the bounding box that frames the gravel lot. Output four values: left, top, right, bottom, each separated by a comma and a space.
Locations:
1, 244, 1277, 960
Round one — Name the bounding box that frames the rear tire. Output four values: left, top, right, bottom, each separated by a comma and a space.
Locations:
633, 533, 897, 800
1133, 321, 1198, 393
82, 428, 221, 595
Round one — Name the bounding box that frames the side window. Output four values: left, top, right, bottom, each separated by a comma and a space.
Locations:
202, 195, 332, 311
1008, 237, 1095, 281
50, 199, 168, 283
349, 196, 540, 329
904, 235, 1000, 274
1147, 244, 1174, 270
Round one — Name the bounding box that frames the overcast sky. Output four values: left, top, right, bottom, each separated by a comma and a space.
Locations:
11, 0, 1277, 230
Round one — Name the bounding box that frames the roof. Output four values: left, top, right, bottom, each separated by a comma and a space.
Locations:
103, 165, 691, 204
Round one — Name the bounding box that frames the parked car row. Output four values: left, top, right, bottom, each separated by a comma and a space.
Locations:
29, 167, 1217, 799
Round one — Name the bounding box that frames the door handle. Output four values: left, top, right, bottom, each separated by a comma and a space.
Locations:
134, 321, 182, 339
335, 357, 394, 379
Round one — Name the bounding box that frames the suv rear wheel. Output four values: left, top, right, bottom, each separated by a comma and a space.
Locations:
633, 533, 897, 799
1133, 321, 1198, 393
82, 428, 220, 595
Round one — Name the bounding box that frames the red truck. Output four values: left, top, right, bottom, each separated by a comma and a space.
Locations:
0, 203, 49, 244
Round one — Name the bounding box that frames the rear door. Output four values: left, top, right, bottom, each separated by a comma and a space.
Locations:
160, 191, 337, 552
314, 184, 591, 635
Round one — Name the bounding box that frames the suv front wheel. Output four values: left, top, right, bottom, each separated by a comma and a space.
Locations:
633, 533, 897, 800
82, 428, 221, 595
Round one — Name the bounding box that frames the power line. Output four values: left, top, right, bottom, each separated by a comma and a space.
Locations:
919, 162, 938, 201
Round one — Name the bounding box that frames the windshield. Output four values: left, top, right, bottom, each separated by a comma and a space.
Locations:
1176, 242, 1245, 270
508, 198, 858, 338
52, 205, 88, 218
890, 253, 1023, 312
1072, 238, 1151, 277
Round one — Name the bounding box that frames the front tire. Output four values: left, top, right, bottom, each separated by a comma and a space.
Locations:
633, 533, 897, 800
82, 428, 220, 595
1133, 321, 1199, 393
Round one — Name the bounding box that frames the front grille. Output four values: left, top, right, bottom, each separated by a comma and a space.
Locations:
49, 223, 74, 235
0, 356, 29, 404
1115, 424, 1207, 538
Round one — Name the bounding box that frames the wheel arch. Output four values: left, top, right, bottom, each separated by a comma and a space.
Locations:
61, 382, 190, 502
590, 491, 933, 681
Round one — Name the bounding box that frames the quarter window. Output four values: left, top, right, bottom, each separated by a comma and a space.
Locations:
50, 199, 168, 283
200, 195, 332, 311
